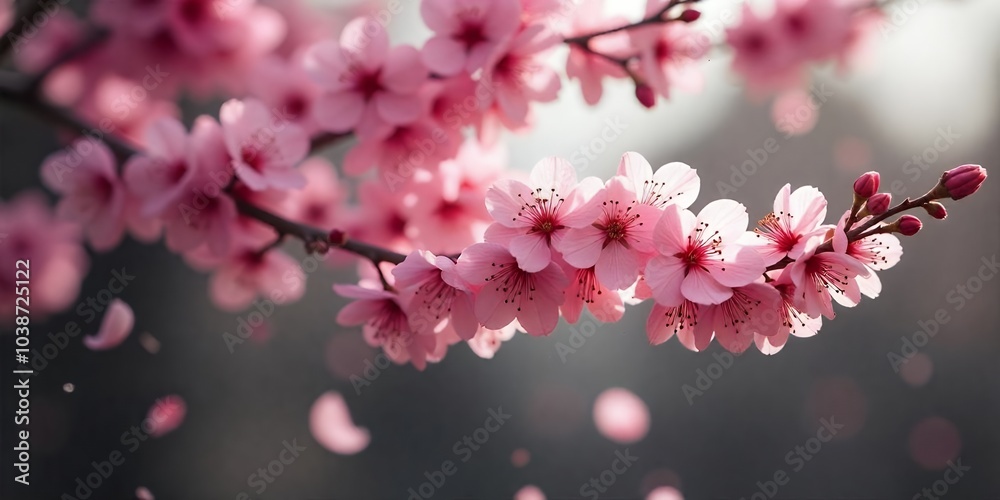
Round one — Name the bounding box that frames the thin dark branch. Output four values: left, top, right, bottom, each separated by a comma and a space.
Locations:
25, 27, 109, 92
0, 0, 47, 59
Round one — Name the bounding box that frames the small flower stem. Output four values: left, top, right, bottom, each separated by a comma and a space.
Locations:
562, 0, 700, 46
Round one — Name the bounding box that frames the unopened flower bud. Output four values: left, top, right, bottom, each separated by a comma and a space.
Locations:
939, 164, 987, 200
865, 192, 891, 215
922, 201, 947, 220
897, 215, 922, 236
329, 229, 347, 245
635, 83, 656, 108
678, 9, 701, 22
853, 171, 880, 198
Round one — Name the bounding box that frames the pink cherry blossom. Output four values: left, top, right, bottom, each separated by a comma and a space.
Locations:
407, 139, 503, 254
342, 117, 460, 179
485, 156, 602, 272
420, 0, 522, 76
630, 4, 706, 99
645, 300, 711, 351
163, 185, 239, 258
456, 243, 568, 336
480, 24, 561, 129
124, 116, 222, 218
83, 299, 135, 351
514, 485, 546, 500
564, 0, 629, 105
616, 152, 700, 210
305, 16, 428, 136
698, 282, 782, 353
645, 201, 765, 306
209, 247, 306, 312
392, 250, 479, 339
220, 98, 309, 191
279, 157, 344, 229
334, 284, 439, 370
249, 55, 323, 135
726, 4, 803, 94
787, 238, 869, 320
561, 266, 625, 324
754, 273, 822, 355
309, 391, 371, 455
741, 184, 828, 266
345, 180, 417, 253
146, 395, 186, 438
773, 0, 853, 61
467, 324, 517, 359
835, 211, 903, 300
558, 176, 662, 289
0, 192, 89, 322
41, 139, 128, 251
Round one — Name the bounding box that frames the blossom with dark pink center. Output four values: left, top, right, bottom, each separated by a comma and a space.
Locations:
754, 273, 822, 355
220, 98, 309, 191
557, 176, 661, 290
787, 235, 869, 320
209, 247, 305, 311
420, 0, 521, 76
645, 300, 710, 350
741, 184, 828, 266
485, 157, 602, 272
305, 16, 428, 137
561, 266, 625, 324
456, 243, 568, 336
698, 282, 782, 354
41, 139, 127, 251
480, 24, 561, 129
630, 1, 706, 100
334, 284, 439, 371
392, 250, 479, 339
645, 200, 766, 306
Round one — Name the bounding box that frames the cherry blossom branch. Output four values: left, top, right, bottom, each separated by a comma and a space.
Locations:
232, 198, 406, 265
562, 0, 701, 46
0, 73, 400, 267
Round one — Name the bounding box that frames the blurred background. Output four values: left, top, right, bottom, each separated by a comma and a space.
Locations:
2, 0, 999, 498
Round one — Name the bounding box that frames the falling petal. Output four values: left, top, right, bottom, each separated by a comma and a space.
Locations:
593, 388, 650, 444
63, 383, 74, 393
135, 486, 154, 500
147, 395, 186, 438
309, 391, 370, 455
138, 332, 160, 354
83, 299, 134, 351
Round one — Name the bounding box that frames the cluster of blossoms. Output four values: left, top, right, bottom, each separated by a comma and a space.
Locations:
0, 0, 987, 374
336, 156, 987, 369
